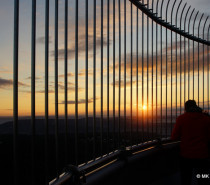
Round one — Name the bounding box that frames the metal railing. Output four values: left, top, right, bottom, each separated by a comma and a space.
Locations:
11, 0, 210, 184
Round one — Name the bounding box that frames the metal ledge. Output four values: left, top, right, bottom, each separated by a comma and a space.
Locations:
50, 138, 179, 185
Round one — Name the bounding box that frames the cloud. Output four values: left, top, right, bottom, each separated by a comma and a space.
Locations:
78, 69, 93, 77
37, 36, 52, 44
0, 77, 28, 89
25, 76, 42, 80
59, 97, 99, 105
111, 80, 136, 87
58, 69, 93, 78
51, 34, 110, 60
0, 70, 12, 74
59, 72, 74, 78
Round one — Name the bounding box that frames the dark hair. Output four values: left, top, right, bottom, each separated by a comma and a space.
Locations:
185, 100, 197, 112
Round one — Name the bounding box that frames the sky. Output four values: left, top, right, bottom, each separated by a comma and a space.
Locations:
0, 0, 209, 118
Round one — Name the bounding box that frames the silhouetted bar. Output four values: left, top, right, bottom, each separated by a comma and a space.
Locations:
142, 0, 145, 141
155, 22, 158, 136
146, 0, 149, 140
170, 28, 173, 133
64, 0, 68, 165
198, 14, 204, 107
54, 0, 59, 176
184, 6, 191, 106
165, 0, 171, 138
113, 0, 116, 150
160, 0, 164, 138
175, 0, 182, 119
124, 0, 126, 140
118, 0, 121, 148
13, 0, 19, 184
151, 0, 154, 139
202, 17, 209, 110
107, 0, 110, 154
136, 7, 139, 142
193, 11, 199, 99
171, 0, 177, 134
208, 25, 210, 112
101, 0, 104, 156
75, 0, 79, 165
85, 0, 88, 162
45, 0, 49, 183
130, 2, 133, 146
31, 0, 36, 183
155, 0, 159, 138
93, 0, 96, 159
180, 3, 187, 115
188, 8, 195, 99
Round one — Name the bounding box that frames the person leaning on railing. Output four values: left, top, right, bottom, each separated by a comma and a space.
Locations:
171, 100, 210, 185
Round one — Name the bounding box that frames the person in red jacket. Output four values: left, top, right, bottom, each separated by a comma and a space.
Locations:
171, 100, 210, 185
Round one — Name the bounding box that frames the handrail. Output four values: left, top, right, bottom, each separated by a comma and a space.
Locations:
130, 0, 210, 46
49, 138, 178, 185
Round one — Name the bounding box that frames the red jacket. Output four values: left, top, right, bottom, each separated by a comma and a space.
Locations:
171, 112, 210, 159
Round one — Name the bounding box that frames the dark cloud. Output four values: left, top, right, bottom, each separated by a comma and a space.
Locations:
51, 34, 110, 60
59, 72, 74, 78
26, 76, 42, 80
58, 69, 93, 78
60, 97, 99, 105
0, 77, 28, 89
37, 36, 52, 44
111, 80, 136, 87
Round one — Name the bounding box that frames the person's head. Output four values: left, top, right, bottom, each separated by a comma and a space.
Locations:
185, 100, 197, 112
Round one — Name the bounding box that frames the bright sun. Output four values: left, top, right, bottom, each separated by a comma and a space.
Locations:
142, 105, 147, 110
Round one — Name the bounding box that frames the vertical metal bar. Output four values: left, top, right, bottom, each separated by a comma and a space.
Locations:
192, 11, 199, 100
188, 9, 195, 100
184, 6, 191, 108
198, 14, 204, 107
118, 0, 121, 148
146, 0, 149, 140
175, 0, 183, 119
13, 0, 19, 184
44, 0, 49, 182
93, 0, 96, 159
113, 0, 116, 150
180, 3, 187, 115
101, 0, 104, 156
44, 0, 49, 183
160, 0, 164, 138
130, 1, 133, 146
208, 25, 210, 113
124, 0, 126, 143
170, 28, 173, 134
175, 26, 178, 119
31, 0, 36, 183
155, 0, 159, 138
64, 0, 68, 166
151, 0, 154, 140
165, 0, 171, 138
75, 0, 79, 166
170, 0, 177, 135
155, 22, 158, 138
55, 0, 59, 175
136, 7, 139, 143
202, 18, 209, 110
142, 0, 145, 142
107, 0, 110, 154
85, 0, 89, 162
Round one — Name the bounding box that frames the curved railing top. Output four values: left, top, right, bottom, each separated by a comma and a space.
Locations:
130, 0, 210, 46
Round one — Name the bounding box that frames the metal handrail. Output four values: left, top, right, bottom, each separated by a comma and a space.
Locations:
130, 0, 210, 46
49, 138, 178, 185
